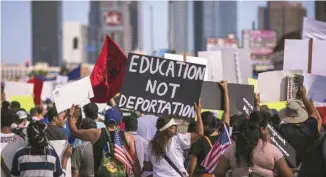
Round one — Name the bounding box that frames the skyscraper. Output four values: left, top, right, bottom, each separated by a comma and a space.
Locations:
193, 1, 238, 56
259, 2, 307, 40
88, 1, 142, 63
32, 1, 62, 66
315, 1, 326, 22
168, 1, 188, 53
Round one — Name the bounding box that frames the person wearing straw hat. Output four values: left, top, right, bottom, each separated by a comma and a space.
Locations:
277, 86, 322, 167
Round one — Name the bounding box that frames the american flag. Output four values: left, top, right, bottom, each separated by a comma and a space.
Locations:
201, 124, 231, 174
114, 131, 134, 176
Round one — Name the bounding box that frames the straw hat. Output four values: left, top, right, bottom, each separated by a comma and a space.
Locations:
279, 100, 308, 124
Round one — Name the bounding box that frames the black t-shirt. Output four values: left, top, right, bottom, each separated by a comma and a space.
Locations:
278, 117, 319, 166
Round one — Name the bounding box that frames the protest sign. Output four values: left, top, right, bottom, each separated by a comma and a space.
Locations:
41, 81, 55, 101
118, 53, 206, 119
10, 96, 35, 111
248, 78, 258, 93
200, 81, 255, 115
283, 39, 326, 76
267, 124, 297, 168
198, 49, 252, 84
258, 71, 303, 103
0, 140, 72, 177
4, 81, 34, 97
164, 53, 209, 81
52, 76, 94, 113
303, 73, 326, 103
260, 101, 287, 111
286, 75, 304, 101
302, 17, 326, 40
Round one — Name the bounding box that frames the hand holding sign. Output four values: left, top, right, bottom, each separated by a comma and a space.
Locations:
218, 80, 228, 91
194, 99, 202, 115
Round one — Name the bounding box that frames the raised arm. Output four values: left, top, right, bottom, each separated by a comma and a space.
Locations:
68, 105, 101, 144
219, 81, 230, 126
190, 100, 204, 144
298, 86, 322, 132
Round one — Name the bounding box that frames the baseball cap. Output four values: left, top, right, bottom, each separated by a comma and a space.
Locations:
104, 108, 122, 125
83, 103, 99, 119
16, 110, 28, 120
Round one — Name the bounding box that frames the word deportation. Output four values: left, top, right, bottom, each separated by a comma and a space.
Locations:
129, 54, 206, 80
119, 94, 196, 118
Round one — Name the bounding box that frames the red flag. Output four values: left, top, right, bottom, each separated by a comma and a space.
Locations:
27, 78, 43, 105
90, 36, 127, 103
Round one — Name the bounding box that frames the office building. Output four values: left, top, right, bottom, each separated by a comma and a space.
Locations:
193, 1, 237, 55
169, 1, 188, 53
315, 1, 326, 22
32, 1, 62, 66
63, 22, 88, 64
87, 1, 142, 63
259, 2, 306, 40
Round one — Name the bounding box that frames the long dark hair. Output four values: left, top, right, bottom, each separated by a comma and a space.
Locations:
235, 111, 268, 167
149, 116, 173, 160
27, 121, 49, 149
202, 111, 222, 136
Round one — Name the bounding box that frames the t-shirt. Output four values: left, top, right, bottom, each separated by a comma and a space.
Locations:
191, 135, 219, 174
223, 140, 283, 177
277, 117, 319, 166
11, 145, 66, 177
0, 133, 24, 143
96, 122, 105, 129
145, 133, 191, 177
72, 142, 94, 177
46, 125, 68, 141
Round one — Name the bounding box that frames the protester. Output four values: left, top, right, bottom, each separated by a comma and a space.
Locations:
11, 121, 72, 177
68, 106, 141, 177
30, 107, 44, 121
11, 109, 30, 140
277, 86, 322, 167
188, 81, 230, 177
83, 103, 105, 128
214, 111, 293, 177
124, 117, 148, 169
72, 118, 97, 177
1, 109, 24, 143
10, 101, 21, 113
45, 107, 68, 140
142, 101, 204, 177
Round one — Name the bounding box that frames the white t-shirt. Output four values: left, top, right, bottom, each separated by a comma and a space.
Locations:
0, 133, 24, 143
145, 133, 191, 177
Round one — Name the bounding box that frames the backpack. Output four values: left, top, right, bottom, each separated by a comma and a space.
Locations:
96, 129, 128, 177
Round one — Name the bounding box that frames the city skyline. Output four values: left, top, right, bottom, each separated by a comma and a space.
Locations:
1, 1, 315, 64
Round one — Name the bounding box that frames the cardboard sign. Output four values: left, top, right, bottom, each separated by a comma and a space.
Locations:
9, 96, 35, 111
1, 140, 72, 177
258, 70, 303, 103
52, 76, 94, 113
267, 124, 297, 168
286, 75, 304, 101
200, 81, 255, 115
118, 53, 206, 119
4, 82, 34, 97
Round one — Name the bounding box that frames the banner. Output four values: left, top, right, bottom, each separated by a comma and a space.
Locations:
4, 82, 34, 97
118, 53, 206, 119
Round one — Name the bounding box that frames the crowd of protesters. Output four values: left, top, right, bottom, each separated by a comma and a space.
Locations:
1, 80, 326, 177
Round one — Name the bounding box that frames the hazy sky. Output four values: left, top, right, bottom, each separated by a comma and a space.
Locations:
1, 1, 315, 64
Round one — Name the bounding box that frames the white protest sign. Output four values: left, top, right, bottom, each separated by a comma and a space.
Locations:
303, 73, 326, 103
0, 140, 72, 177
164, 53, 209, 81
198, 51, 223, 82
41, 81, 55, 101
4, 82, 34, 97
52, 76, 94, 113
302, 17, 326, 40
283, 39, 326, 76
258, 70, 303, 103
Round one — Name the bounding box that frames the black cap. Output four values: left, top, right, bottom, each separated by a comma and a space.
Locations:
83, 103, 98, 119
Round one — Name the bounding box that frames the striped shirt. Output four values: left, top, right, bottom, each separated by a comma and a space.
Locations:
11, 146, 65, 177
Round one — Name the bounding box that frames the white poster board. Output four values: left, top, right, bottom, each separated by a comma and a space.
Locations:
283, 39, 326, 76
4, 82, 34, 97
0, 140, 72, 177
302, 17, 326, 40
258, 70, 303, 103
164, 53, 209, 81
52, 76, 94, 113
303, 73, 326, 103
41, 81, 55, 101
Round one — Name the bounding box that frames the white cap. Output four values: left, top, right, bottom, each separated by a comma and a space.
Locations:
159, 118, 182, 132
16, 110, 28, 120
